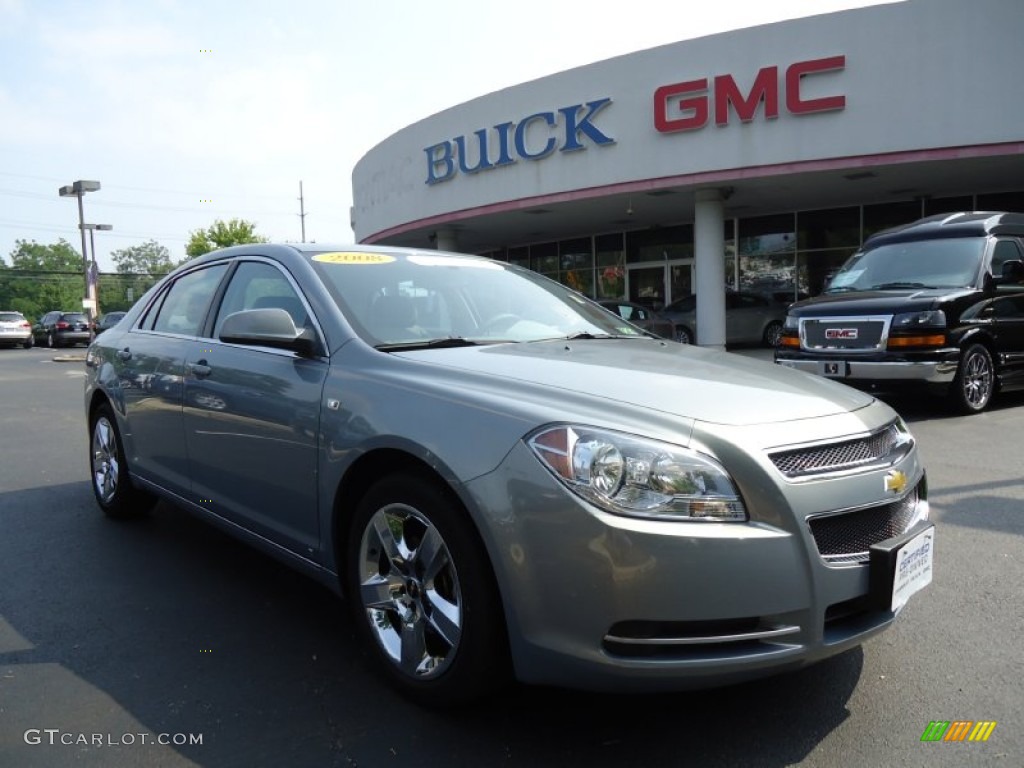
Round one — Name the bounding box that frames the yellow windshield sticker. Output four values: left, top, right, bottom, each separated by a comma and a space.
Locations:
313, 252, 394, 264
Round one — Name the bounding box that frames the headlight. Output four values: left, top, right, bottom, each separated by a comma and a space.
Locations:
783, 315, 799, 331
528, 425, 747, 521
892, 309, 946, 329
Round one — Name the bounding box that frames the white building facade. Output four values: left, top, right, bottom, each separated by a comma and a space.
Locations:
352, 0, 1024, 347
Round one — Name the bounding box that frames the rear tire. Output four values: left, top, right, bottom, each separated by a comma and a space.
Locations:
90, 403, 156, 518
345, 472, 510, 706
949, 343, 994, 414
22, 337, 33, 349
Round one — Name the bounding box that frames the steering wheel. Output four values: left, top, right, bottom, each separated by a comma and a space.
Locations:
480, 313, 522, 335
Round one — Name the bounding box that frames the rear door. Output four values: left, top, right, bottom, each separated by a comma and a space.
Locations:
115, 263, 229, 497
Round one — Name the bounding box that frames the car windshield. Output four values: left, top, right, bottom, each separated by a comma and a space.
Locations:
310, 251, 646, 346
825, 237, 984, 293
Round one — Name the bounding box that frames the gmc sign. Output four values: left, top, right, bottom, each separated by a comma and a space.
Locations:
825, 328, 858, 340
654, 55, 845, 133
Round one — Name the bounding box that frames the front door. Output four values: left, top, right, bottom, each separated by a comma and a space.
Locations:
627, 261, 693, 310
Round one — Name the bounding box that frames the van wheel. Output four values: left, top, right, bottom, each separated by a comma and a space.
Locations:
950, 343, 994, 414
346, 473, 509, 706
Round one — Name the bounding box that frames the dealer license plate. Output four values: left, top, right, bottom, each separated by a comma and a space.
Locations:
891, 526, 934, 611
818, 360, 849, 377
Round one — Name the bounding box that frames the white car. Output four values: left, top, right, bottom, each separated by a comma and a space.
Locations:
0, 311, 33, 348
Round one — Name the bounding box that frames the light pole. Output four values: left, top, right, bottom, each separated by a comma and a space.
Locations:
58, 180, 101, 319
81, 223, 112, 317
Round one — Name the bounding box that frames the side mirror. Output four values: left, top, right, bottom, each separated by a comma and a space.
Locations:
219, 308, 318, 356
999, 259, 1024, 284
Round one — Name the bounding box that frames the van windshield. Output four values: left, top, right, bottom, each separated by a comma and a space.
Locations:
825, 237, 984, 293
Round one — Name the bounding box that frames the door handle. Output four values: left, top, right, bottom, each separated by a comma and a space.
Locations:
116, 348, 132, 361
189, 361, 212, 378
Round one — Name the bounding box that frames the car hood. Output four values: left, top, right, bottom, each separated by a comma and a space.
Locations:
790, 288, 977, 315
395, 338, 873, 426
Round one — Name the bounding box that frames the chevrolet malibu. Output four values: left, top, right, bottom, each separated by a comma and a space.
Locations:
84, 244, 934, 705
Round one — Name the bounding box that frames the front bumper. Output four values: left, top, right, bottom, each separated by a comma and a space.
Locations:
464, 423, 928, 692
775, 349, 959, 385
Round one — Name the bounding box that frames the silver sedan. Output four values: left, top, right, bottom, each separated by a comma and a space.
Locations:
84, 245, 933, 705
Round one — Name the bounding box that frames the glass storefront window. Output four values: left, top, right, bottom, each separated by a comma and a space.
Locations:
797, 248, 857, 298
797, 207, 860, 250
530, 241, 558, 276
978, 190, 1024, 211
738, 214, 796, 296
863, 200, 923, 239
507, 246, 529, 269
595, 233, 626, 299
925, 196, 973, 216
560, 269, 594, 296
626, 225, 693, 263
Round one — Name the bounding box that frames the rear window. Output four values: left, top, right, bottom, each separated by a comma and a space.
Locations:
0, 312, 25, 322
63, 313, 88, 322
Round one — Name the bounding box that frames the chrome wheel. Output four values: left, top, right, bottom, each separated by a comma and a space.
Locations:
356, 502, 462, 679
764, 321, 783, 348
674, 326, 692, 344
92, 415, 120, 504
960, 345, 993, 411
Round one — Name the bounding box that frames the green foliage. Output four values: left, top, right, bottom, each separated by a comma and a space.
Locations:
185, 218, 268, 259
108, 240, 176, 311
0, 239, 86, 321
111, 239, 175, 276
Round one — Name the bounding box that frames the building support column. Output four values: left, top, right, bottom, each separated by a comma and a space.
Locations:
694, 188, 727, 350
434, 228, 458, 252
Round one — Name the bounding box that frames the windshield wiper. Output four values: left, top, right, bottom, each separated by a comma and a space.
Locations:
824, 285, 860, 294
869, 282, 935, 290
562, 332, 637, 340
375, 337, 485, 351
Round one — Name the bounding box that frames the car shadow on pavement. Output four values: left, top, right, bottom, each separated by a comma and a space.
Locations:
1, 482, 861, 768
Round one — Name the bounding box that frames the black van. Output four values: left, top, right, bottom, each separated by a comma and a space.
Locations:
775, 211, 1024, 413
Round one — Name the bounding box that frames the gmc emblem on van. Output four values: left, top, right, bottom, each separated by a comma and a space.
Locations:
825, 328, 858, 339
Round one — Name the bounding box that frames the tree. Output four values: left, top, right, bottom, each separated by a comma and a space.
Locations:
111, 240, 175, 276
105, 240, 176, 312
185, 218, 268, 259
0, 239, 85, 321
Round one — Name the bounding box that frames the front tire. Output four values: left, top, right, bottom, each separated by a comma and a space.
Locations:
949, 343, 994, 414
346, 473, 509, 706
674, 326, 693, 345
90, 403, 156, 518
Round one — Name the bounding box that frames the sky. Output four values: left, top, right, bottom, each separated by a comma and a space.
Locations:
0, 0, 894, 272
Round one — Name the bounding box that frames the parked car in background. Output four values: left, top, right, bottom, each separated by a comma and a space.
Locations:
0, 311, 33, 348
93, 311, 127, 336
33, 311, 92, 348
598, 299, 676, 339
663, 291, 787, 346
85, 244, 933, 706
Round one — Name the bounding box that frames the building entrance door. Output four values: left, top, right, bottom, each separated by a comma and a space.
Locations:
627, 261, 693, 310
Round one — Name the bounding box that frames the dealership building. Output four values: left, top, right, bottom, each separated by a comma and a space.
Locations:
352, 0, 1024, 347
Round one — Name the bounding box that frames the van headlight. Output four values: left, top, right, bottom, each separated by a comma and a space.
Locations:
528, 425, 747, 521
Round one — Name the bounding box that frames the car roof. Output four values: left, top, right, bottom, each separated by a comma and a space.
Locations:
866, 211, 1024, 246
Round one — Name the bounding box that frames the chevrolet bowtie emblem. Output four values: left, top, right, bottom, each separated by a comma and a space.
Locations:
885, 470, 908, 495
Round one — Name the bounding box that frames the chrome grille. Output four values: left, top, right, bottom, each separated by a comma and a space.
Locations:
801, 318, 887, 350
808, 489, 920, 564
770, 424, 900, 477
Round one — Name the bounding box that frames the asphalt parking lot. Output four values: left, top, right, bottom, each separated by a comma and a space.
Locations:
1, 345, 1022, 767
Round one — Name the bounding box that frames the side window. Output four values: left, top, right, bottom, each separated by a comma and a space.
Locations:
151, 265, 229, 337
991, 239, 1023, 276
213, 261, 309, 338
